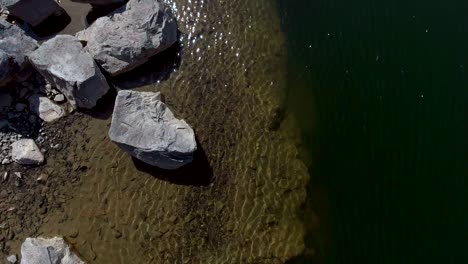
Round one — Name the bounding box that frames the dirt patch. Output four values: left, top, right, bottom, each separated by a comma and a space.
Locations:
0, 113, 90, 258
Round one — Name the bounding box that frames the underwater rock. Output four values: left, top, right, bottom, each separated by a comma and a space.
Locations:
30, 35, 109, 109
28, 94, 65, 122
20, 237, 85, 264
0, 0, 64, 26
109, 90, 197, 170
11, 139, 44, 166
0, 20, 38, 86
76, 0, 177, 76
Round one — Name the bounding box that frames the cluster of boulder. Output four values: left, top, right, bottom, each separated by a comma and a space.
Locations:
1, 0, 197, 171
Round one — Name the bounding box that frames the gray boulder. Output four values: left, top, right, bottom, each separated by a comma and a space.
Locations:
109, 90, 197, 170
11, 139, 44, 165
30, 35, 109, 109
29, 94, 65, 122
76, 0, 177, 76
20, 237, 85, 264
0, 0, 63, 26
0, 20, 38, 86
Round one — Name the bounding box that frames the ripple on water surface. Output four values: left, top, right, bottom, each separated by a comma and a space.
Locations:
38, 0, 310, 263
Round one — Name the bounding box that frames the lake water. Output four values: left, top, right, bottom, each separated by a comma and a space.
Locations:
10, 0, 466, 263
278, 0, 467, 263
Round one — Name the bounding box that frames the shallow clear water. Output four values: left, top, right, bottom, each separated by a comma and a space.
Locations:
33, 0, 312, 263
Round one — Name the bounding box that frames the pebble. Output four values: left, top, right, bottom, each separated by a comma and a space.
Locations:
113, 229, 122, 239
53, 94, 65, 103
15, 103, 27, 112
14, 179, 21, 187
19, 87, 29, 98
2, 172, 8, 182
14, 172, 21, 179
38, 207, 47, 215
36, 173, 49, 183
6, 254, 17, 264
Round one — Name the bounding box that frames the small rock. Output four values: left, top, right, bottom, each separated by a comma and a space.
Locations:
53, 94, 65, 103
6, 254, 17, 263
36, 173, 48, 182
14, 172, 21, 179
19, 87, 29, 98
11, 139, 44, 166
38, 207, 47, 215
2, 158, 11, 165
2, 172, 7, 182
28, 115, 37, 123
15, 103, 27, 112
113, 229, 122, 239
29, 95, 65, 122
68, 228, 79, 238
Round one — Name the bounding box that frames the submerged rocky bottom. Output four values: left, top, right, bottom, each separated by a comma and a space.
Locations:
0, 0, 314, 263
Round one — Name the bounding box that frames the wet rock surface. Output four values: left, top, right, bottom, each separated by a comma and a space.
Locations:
21, 237, 85, 264
0, 20, 38, 86
29, 35, 109, 109
0, 0, 63, 26
76, 0, 177, 76
109, 90, 196, 170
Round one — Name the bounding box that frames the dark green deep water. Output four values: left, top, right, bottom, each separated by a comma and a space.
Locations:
277, 1, 467, 263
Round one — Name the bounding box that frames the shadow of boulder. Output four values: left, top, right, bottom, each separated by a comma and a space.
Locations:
133, 141, 213, 187
29, 11, 71, 39
112, 40, 182, 89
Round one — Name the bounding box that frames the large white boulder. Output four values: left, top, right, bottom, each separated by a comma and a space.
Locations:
76, 0, 177, 76
0, 0, 63, 27
29, 35, 109, 109
11, 139, 44, 166
0, 20, 38, 86
109, 90, 197, 170
20, 237, 85, 264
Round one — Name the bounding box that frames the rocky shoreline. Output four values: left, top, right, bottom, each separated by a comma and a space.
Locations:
1, 0, 188, 262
